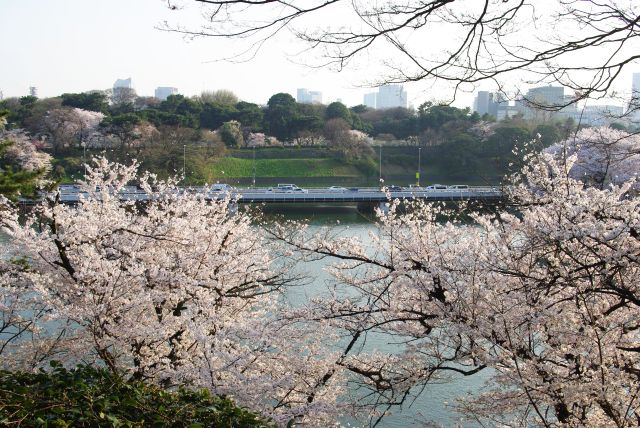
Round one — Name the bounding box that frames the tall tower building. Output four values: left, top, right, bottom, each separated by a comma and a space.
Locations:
297, 88, 323, 104
114, 78, 132, 89
376, 84, 407, 109
308, 90, 323, 104
473, 91, 492, 116
632, 72, 640, 95
297, 88, 310, 103
630, 72, 640, 118
155, 87, 179, 101
363, 92, 377, 109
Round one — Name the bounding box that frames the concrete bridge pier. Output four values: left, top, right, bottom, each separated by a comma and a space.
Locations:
377, 201, 390, 216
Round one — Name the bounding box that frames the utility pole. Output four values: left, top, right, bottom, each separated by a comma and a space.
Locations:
81, 141, 87, 179
183, 145, 186, 183
417, 147, 421, 187
379, 143, 382, 183
252, 145, 256, 187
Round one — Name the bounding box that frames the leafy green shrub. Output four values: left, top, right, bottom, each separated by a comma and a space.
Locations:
0, 362, 274, 427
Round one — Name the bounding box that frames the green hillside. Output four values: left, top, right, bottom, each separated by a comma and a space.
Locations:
194, 157, 362, 179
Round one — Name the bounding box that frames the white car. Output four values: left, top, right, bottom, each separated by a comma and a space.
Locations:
426, 184, 448, 190
211, 183, 233, 192
327, 186, 347, 192
268, 184, 308, 193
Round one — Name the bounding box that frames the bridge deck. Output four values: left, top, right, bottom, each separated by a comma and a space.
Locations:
54, 186, 502, 204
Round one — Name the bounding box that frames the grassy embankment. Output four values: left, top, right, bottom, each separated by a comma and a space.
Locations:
52, 146, 504, 185
200, 157, 360, 179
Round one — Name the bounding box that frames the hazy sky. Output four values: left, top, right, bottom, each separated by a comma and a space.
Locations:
1, 0, 637, 108
0, 0, 414, 106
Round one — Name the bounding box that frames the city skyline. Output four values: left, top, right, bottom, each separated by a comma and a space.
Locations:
1, 0, 638, 110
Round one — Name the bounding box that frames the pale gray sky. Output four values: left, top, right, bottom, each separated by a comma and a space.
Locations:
1, 0, 636, 108
0, 0, 425, 107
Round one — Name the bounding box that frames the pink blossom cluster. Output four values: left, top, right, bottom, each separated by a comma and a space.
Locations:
0, 159, 348, 426
1, 130, 52, 172
545, 127, 640, 189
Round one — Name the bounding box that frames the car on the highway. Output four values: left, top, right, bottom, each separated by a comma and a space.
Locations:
426, 184, 448, 190
387, 185, 403, 191
448, 184, 469, 190
327, 186, 347, 192
268, 184, 308, 193
211, 183, 233, 192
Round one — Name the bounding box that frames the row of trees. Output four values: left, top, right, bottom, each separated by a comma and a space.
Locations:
1, 87, 574, 149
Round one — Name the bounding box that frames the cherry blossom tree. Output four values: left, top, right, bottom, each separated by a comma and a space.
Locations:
545, 127, 640, 189
267, 146, 640, 426
0, 110, 7, 132
2, 134, 638, 426
0, 158, 350, 426
1, 130, 52, 173
41, 107, 105, 153
0, 130, 52, 199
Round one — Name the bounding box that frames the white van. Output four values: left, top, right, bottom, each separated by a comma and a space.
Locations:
211, 183, 233, 192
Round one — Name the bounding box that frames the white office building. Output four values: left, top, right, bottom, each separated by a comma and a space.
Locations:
363, 92, 377, 109
296, 88, 323, 104
113, 78, 132, 89
155, 87, 179, 101
376, 84, 408, 109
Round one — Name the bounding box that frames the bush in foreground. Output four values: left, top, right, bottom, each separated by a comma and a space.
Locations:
0, 362, 274, 427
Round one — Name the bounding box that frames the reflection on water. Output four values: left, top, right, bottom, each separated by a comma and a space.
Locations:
265, 206, 486, 428
259, 204, 375, 225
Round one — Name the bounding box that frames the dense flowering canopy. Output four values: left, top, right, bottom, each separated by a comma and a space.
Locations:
1, 130, 52, 172
546, 127, 640, 189
1, 126, 639, 426
270, 149, 640, 426
0, 159, 347, 426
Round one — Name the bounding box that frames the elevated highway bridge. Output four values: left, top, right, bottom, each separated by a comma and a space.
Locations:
54, 185, 502, 211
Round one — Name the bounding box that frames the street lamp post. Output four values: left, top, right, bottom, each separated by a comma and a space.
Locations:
417, 147, 421, 187
379, 143, 382, 183
81, 141, 87, 179
252, 145, 256, 187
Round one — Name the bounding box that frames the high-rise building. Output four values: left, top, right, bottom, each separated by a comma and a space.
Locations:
473, 91, 514, 119
630, 72, 640, 118
632, 73, 640, 96
155, 87, 179, 101
376, 84, 407, 109
297, 88, 309, 103
112, 78, 135, 105
308, 91, 322, 104
516, 85, 566, 120
524, 86, 564, 108
363, 92, 377, 109
297, 88, 323, 104
29, 86, 38, 98
473, 91, 493, 116
114, 78, 132, 89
